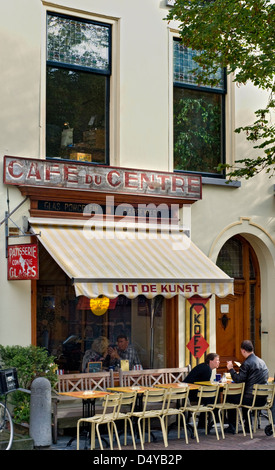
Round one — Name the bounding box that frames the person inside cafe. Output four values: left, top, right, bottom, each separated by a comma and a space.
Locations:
108, 334, 141, 370
82, 335, 109, 372
225, 339, 269, 433
183, 353, 220, 429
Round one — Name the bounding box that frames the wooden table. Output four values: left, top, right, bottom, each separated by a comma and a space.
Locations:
59, 391, 110, 448
155, 383, 199, 390
107, 386, 156, 393
194, 381, 232, 386
59, 390, 110, 418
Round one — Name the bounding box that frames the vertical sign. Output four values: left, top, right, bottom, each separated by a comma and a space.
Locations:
7, 244, 39, 280
185, 296, 210, 368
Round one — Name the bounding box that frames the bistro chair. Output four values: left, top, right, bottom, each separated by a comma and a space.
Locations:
76, 393, 122, 450
185, 385, 220, 443
163, 385, 190, 444
112, 390, 138, 449
215, 382, 246, 438
132, 388, 168, 450
242, 383, 275, 439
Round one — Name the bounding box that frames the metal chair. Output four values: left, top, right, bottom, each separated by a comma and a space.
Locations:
132, 388, 168, 450
242, 383, 275, 439
163, 386, 190, 444
215, 382, 246, 438
185, 385, 220, 443
76, 393, 122, 450
112, 391, 138, 448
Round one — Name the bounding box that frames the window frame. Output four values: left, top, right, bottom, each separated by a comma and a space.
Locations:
173, 37, 227, 179
46, 11, 112, 166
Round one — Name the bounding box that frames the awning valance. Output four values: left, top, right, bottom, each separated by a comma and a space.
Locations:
30, 218, 233, 299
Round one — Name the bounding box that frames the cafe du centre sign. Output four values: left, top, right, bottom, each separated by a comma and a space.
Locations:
3, 156, 201, 200
4, 156, 201, 281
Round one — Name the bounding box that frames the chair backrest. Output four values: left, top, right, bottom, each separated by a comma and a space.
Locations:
99, 393, 122, 421
116, 391, 137, 416
119, 367, 191, 387
141, 388, 168, 415
251, 383, 275, 408
57, 370, 114, 393
165, 386, 189, 412
221, 382, 245, 405
195, 385, 220, 408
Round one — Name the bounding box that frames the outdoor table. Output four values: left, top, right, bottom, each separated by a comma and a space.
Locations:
155, 383, 200, 390
59, 390, 110, 448
194, 381, 232, 386
107, 386, 157, 392
59, 390, 110, 418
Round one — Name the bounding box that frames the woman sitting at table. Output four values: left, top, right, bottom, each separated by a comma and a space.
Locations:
82, 336, 110, 372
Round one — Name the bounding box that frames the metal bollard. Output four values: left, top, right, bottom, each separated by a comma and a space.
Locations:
29, 377, 52, 448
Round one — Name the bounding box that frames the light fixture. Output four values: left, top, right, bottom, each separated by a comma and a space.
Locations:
90, 296, 110, 316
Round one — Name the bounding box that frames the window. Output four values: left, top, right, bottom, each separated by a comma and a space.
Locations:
216, 237, 243, 279
173, 40, 226, 176
46, 13, 111, 164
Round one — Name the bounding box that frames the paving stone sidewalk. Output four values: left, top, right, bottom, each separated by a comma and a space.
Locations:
51, 421, 275, 452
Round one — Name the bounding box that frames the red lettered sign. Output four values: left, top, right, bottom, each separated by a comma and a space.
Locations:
7, 244, 39, 280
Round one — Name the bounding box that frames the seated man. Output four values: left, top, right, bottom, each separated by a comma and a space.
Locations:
226, 340, 269, 433
184, 353, 220, 388
108, 334, 141, 370
183, 353, 220, 428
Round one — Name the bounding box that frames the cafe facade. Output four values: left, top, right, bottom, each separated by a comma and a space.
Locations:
1, 0, 275, 374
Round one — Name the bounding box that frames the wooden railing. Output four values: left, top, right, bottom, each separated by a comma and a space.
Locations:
119, 366, 191, 387
57, 370, 114, 392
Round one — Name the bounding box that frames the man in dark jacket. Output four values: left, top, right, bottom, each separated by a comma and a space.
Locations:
226, 340, 269, 433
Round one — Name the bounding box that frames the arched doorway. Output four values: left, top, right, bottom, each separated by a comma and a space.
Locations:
215, 235, 261, 372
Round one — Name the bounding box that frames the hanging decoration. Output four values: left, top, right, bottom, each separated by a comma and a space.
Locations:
90, 296, 110, 316
185, 296, 210, 368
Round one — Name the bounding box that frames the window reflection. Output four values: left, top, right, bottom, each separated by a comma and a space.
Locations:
46, 67, 107, 162
174, 87, 222, 173
46, 13, 110, 164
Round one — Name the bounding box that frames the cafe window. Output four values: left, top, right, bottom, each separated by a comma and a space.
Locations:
36, 244, 167, 372
173, 39, 226, 177
46, 12, 111, 164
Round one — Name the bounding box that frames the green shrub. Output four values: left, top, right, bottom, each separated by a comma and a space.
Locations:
0, 345, 58, 424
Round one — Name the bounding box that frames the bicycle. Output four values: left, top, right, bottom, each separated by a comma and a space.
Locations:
0, 368, 19, 450
0, 392, 14, 450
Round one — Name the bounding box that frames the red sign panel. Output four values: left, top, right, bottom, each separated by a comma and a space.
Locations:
7, 244, 39, 280
186, 334, 209, 359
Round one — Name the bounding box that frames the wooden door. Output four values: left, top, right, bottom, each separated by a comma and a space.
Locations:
215, 236, 261, 374
216, 282, 244, 372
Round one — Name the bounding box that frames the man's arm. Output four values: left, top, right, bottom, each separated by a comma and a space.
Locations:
227, 360, 249, 383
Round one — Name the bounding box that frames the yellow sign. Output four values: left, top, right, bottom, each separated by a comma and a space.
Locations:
185, 296, 210, 368
90, 297, 110, 316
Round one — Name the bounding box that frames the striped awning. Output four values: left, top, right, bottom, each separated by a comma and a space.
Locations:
30, 218, 233, 299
